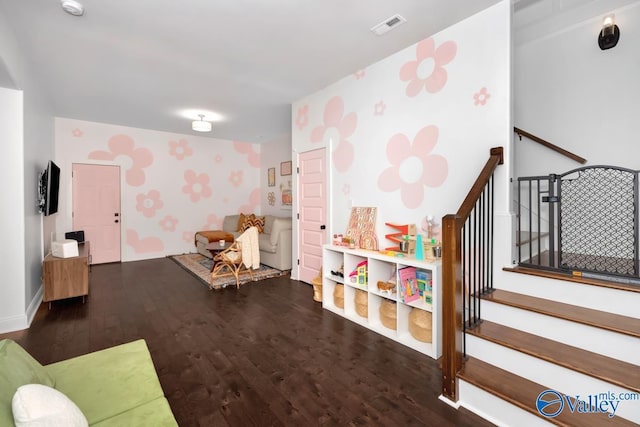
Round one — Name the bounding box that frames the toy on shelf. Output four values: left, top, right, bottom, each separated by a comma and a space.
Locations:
376, 265, 397, 295
330, 264, 344, 278
349, 260, 368, 285
384, 222, 416, 253
346, 207, 377, 249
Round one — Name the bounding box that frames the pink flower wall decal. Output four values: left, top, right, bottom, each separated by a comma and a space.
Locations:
233, 141, 260, 167
229, 170, 243, 187
295, 105, 309, 130
310, 96, 358, 173
136, 189, 164, 218
159, 215, 178, 232
88, 134, 153, 186
182, 231, 193, 243
169, 139, 193, 160
399, 37, 457, 97
126, 229, 164, 253
201, 214, 223, 230
473, 87, 491, 106
72, 128, 83, 137
353, 70, 366, 80
182, 170, 212, 202
214, 154, 222, 163
238, 188, 261, 214
374, 101, 386, 116
377, 125, 448, 209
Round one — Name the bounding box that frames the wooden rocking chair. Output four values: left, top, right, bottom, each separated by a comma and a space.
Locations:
209, 236, 254, 289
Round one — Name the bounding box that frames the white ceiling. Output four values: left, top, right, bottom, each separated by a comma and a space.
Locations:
0, 0, 501, 143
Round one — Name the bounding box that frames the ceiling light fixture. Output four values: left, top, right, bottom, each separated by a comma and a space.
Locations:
61, 0, 85, 16
192, 114, 212, 132
598, 14, 620, 50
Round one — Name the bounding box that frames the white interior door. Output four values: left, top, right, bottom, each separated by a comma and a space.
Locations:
298, 148, 327, 284
72, 164, 121, 264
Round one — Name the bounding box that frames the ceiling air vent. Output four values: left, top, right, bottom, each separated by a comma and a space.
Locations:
370, 14, 407, 36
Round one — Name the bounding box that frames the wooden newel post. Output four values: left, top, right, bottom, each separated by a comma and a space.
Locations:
441, 214, 463, 401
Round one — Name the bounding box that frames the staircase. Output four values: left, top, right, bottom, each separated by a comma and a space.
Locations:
455, 267, 640, 426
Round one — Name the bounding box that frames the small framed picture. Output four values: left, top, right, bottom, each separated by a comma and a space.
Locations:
268, 167, 275, 187
280, 160, 292, 176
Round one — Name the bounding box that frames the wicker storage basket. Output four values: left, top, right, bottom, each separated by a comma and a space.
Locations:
408, 308, 432, 343
354, 289, 368, 317
379, 299, 397, 330
311, 268, 323, 302
333, 284, 344, 308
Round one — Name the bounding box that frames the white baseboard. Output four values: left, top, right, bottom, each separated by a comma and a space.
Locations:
0, 285, 42, 334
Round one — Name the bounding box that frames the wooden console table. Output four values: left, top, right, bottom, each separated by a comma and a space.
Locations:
42, 242, 91, 307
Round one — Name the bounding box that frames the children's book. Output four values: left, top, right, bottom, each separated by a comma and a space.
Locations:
416, 269, 432, 305
398, 267, 420, 303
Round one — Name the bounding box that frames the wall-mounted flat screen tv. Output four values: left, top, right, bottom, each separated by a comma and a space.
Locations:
39, 160, 60, 216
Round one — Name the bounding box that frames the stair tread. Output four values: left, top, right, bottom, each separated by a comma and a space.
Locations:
504, 265, 640, 294
467, 321, 640, 394
459, 357, 638, 426
484, 289, 640, 338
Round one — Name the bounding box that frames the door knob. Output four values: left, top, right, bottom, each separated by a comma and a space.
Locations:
320, 225, 326, 230
115, 220, 119, 223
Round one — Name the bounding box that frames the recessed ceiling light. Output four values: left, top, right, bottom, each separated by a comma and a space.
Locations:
61, 0, 84, 16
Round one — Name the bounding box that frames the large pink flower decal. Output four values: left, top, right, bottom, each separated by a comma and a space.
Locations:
400, 37, 457, 97
295, 105, 309, 130
159, 215, 178, 232
233, 141, 260, 168
377, 125, 448, 209
310, 96, 358, 173
126, 230, 164, 253
169, 139, 193, 160
136, 190, 163, 218
89, 134, 153, 186
182, 170, 212, 202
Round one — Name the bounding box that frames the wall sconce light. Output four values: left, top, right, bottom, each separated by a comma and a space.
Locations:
192, 114, 212, 132
598, 14, 620, 50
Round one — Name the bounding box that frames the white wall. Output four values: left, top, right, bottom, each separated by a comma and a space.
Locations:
0, 87, 26, 332
291, 1, 513, 278
56, 118, 262, 261
0, 8, 55, 333
260, 133, 293, 217
515, 1, 640, 176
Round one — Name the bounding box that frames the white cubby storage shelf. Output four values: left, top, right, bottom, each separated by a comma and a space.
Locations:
321, 244, 442, 359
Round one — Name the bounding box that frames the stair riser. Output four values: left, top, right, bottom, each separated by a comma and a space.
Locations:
481, 301, 640, 365
493, 270, 640, 319
459, 380, 553, 427
466, 336, 640, 424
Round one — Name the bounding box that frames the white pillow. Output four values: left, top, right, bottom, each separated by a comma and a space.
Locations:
12, 384, 88, 427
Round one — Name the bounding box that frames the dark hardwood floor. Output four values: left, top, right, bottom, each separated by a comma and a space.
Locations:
0, 258, 494, 426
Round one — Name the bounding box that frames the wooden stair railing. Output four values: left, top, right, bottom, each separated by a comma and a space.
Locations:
514, 127, 586, 164
441, 146, 503, 401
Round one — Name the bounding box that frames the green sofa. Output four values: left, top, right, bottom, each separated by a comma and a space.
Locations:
0, 338, 177, 426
